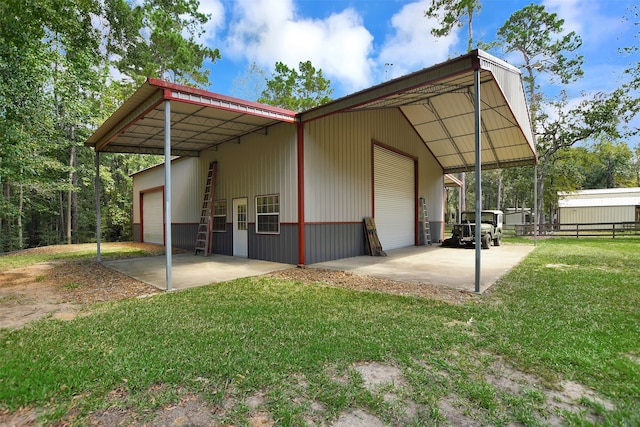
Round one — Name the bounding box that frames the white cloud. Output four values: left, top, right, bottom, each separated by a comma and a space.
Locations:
225, 0, 375, 92
197, 0, 226, 45
378, 1, 460, 79
543, 0, 622, 47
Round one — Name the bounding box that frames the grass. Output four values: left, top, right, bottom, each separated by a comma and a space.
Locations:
0, 243, 161, 272
0, 238, 638, 425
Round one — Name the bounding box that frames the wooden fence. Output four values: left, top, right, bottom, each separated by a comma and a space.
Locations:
505, 222, 640, 239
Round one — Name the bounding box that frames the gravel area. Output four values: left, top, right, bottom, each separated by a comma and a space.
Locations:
1, 243, 473, 330
269, 267, 475, 304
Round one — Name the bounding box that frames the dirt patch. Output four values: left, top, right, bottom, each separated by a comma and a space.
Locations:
486, 358, 615, 424
0, 243, 163, 329
269, 267, 474, 304
0, 245, 620, 426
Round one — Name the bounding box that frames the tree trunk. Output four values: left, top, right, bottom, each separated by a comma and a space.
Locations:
4, 183, 11, 249
59, 191, 65, 242
536, 160, 550, 230
67, 127, 77, 245
497, 171, 503, 211
18, 183, 23, 249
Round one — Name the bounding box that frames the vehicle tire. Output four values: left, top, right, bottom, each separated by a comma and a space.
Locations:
481, 234, 491, 249
493, 232, 502, 246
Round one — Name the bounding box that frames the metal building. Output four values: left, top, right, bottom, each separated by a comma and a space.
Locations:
557, 188, 640, 224
87, 49, 537, 270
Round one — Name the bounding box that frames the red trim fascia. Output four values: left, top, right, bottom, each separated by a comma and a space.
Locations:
150, 78, 298, 120
304, 221, 362, 225
299, 53, 478, 124
372, 139, 418, 161
297, 122, 305, 265
370, 142, 375, 217
96, 97, 165, 152
140, 185, 164, 194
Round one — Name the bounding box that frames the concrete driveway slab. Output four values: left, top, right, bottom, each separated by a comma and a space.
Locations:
104, 253, 291, 291
310, 244, 535, 293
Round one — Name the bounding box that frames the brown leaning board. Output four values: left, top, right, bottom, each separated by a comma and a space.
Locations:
363, 217, 387, 256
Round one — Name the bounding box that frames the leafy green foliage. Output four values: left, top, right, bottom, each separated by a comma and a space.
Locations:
258, 61, 334, 111
424, 0, 482, 52
0, 0, 219, 251
111, 0, 221, 86
481, 3, 583, 117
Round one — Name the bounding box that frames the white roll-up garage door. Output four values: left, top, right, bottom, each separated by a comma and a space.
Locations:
374, 145, 415, 250
142, 191, 164, 244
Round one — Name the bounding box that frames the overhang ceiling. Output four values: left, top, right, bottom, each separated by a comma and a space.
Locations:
301, 49, 537, 173
86, 79, 298, 157
86, 50, 537, 173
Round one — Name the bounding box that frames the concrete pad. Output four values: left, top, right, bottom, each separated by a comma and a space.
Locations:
104, 253, 291, 291
310, 244, 535, 293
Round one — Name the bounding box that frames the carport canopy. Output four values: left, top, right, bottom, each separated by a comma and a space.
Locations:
87, 49, 536, 171
86, 49, 537, 291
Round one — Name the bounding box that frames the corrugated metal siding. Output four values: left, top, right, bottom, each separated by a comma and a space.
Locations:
199, 123, 298, 223
304, 109, 443, 224
249, 224, 297, 264
305, 223, 365, 264
479, 58, 534, 147
211, 224, 233, 256
171, 224, 199, 250
132, 157, 199, 223
133, 224, 141, 243
429, 222, 443, 244
559, 206, 635, 224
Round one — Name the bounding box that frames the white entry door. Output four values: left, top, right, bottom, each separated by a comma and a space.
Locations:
233, 198, 248, 257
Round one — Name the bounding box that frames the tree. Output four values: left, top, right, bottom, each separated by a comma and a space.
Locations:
633, 143, 640, 186
482, 4, 583, 120
424, 0, 482, 52
232, 62, 268, 101
582, 140, 635, 188
0, 0, 221, 251
534, 91, 625, 220
424, 0, 482, 215
482, 4, 586, 226
110, 0, 221, 86
258, 61, 333, 111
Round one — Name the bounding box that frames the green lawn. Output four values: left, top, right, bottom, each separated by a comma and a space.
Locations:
0, 243, 162, 272
1, 239, 638, 426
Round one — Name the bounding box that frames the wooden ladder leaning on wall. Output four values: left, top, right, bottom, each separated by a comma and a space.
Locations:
194, 161, 218, 256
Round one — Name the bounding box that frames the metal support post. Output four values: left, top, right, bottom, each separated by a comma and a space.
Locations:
474, 67, 482, 293
95, 151, 101, 262
164, 100, 172, 291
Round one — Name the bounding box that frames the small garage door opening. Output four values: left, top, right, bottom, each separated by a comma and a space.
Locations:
142, 190, 164, 245
374, 145, 415, 250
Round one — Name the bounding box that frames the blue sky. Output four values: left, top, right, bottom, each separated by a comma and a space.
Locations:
196, 0, 637, 103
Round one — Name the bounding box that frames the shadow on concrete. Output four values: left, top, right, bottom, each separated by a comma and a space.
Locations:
104, 253, 291, 291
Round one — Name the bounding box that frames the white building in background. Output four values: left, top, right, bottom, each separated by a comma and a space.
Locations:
557, 188, 640, 224
504, 208, 532, 226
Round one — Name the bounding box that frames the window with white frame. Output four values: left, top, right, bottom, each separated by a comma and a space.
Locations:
256, 194, 280, 234
213, 200, 227, 232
